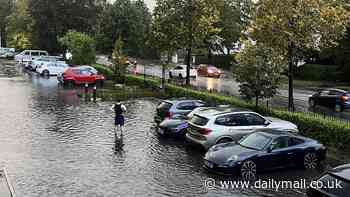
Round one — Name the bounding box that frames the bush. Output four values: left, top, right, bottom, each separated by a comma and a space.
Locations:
59, 31, 96, 65
295, 64, 338, 81
125, 74, 350, 149
93, 64, 113, 79
95, 63, 350, 149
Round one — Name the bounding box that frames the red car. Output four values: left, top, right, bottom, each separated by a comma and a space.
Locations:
59, 66, 105, 87
197, 64, 223, 78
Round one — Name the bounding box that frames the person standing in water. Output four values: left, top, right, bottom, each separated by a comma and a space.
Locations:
111, 101, 127, 136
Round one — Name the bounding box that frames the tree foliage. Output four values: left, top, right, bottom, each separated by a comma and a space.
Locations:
59, 31, 96, 65
96, 0, 152, 57
5, 0, 34, 49
111, 36, 128, 83
248, 0, 350, 110
234, 41, 287, 107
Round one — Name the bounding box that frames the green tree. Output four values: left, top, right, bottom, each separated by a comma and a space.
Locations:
28, 0, 103, 53
152, 0, 221, 85
96, 0, 152, 57
59, 31, 96, 65
112, 36, 128, 83
249, 0, 349, 111
5, 0, 34, 50
234, 41, 287, 107
0, 0, 13, 47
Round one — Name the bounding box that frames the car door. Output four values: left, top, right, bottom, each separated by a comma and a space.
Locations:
23, 51, 30, 62
80, 69, 93, 84
215, 114, 252, 140
263, 136, 291, 170
243, 113, 267, 130
328, 90, 342, 108
317, 90, 330, 107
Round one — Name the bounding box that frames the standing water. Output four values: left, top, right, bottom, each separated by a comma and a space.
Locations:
0, 61, 324, 197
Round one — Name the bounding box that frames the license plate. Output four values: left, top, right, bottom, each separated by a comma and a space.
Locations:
204, 160, 214, 168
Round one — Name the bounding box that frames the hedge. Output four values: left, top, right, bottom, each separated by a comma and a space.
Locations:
126, 75, 350, 149
295, 64, 338, 81
93, 64, 350, 149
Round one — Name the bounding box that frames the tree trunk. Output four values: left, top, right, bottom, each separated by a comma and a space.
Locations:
186, 47, 192, 85
255, 96, 259, 108
288, 43, 295, 112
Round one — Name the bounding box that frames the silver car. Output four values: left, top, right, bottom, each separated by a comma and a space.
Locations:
186, 107, 299, 150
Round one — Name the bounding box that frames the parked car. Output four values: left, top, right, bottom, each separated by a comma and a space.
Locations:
32, 56, 66, 71
204, 130, 326, 179
309, 89, 350, 112
15, 50, 48, 64
58, 66, 105, 87
155, 99, 207, 124
157, 114, 188, 137
307, 164, 350, 197
197, 64, 223, 78
186, 107, 299, 150
0, 48, 16, 59
169, 65, 197, 79
36, 62, 69, 76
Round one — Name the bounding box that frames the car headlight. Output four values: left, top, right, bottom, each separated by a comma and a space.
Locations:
226, 155, 239, 166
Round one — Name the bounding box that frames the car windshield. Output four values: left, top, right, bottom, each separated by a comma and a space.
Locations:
239, 133, 272, 150
318, 174, 350, 196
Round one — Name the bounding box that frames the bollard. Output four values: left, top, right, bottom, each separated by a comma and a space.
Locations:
93, 85, 97, 102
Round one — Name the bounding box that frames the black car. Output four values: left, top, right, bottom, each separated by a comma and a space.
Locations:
155, 98, 207, 124
157, 114, 188, 138
307, 164, 350, 197
309, 89, 350, 112
204, 130, 327, 180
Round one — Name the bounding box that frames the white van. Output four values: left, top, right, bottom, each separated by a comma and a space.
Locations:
15, 50, 49, 64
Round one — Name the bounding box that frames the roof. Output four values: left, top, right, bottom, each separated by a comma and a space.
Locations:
329, 164, 350, 182
193, 107, 250, 118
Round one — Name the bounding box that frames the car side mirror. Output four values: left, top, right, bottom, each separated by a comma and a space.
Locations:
264, 120, 271, 126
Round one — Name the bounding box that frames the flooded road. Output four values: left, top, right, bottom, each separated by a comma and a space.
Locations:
0, 61, 340, 197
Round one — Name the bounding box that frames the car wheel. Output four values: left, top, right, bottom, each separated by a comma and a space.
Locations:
309, 98, 315, 107
42, 70, 50, 77
96, 80, 104, 88
304, 152, 318, 169
334, 104, 342, 112
216, 138, 233, 144
241, 160, 257, 180
64, 80, 75, 88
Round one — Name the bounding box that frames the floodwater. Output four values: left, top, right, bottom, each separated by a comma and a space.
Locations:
0, 60, 339, 197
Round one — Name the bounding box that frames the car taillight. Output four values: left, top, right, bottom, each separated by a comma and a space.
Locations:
199, 128, 212, 135
341, 96, 349, 102
165, 111, 173, 119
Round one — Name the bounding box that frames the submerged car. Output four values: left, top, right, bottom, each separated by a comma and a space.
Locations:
204, 130, 327, 179
309, 89, 350, 112
36, 62, 69, 76
157, 114, 188, 137
32, 56, 66, 71
58, 66, 105, 87
307, 164, 350, 197
155, 99, 207, 124
186, 107, 299, 150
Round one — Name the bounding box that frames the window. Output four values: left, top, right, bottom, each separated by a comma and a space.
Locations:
24, 51, 30, 55
190, 115, 209, 126
157, 102, 173, 111
40, 52, 48, 56
215, 114, 247, 126
320, 90, 330, 96
289, 137, 304, 146
271, 137, 290, 150
239, 133, 272, 150
317, 174, 350, 196
244, 113, 266, 126
81, 70, 91, 76
174, 66, 183, 70
31, 52, 40, 56
177, 102, 196, 110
